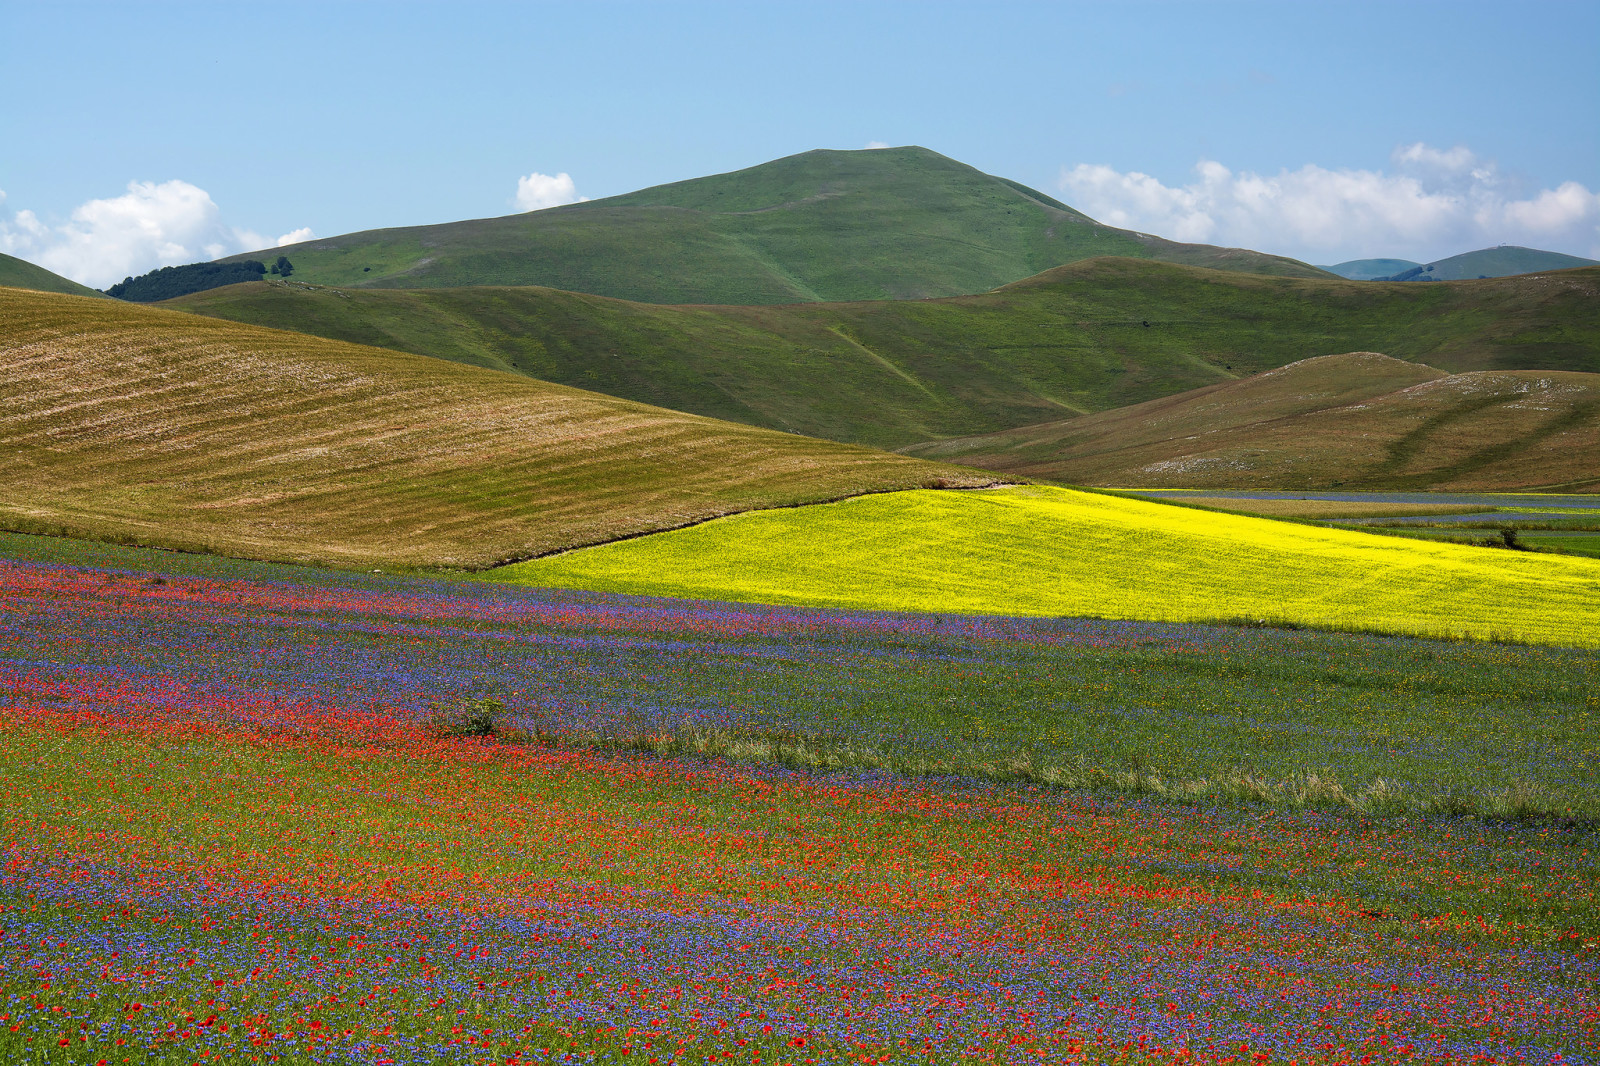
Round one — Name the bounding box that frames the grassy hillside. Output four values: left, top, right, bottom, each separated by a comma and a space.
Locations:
169, 259, 1600, 450
221, 147, 1329, 304
903, 352, 1600, 492
0, 288, 995, 570
1385, 245, 1599, 281
491, 485, 1600, 648
0, 252, 103, 298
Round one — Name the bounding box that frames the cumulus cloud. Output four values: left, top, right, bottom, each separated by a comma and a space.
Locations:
865, 141, 891, 150
514, 171, 585, 212
1058, 144, 1600, 263
0, 179, 314, 289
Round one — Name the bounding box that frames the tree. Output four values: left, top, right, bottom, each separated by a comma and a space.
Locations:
274, 255, 294, 278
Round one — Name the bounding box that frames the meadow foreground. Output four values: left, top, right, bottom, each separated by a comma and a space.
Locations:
1, 538, 1595, 1064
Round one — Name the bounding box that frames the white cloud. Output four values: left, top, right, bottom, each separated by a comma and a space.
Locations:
232, 225, 320, 254
1058, 144, 1600, 263
865, 141, 891, 150
0, 179, 314, 289
514, 171, 585, 212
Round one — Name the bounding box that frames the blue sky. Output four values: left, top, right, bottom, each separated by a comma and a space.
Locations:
3, 0, 1597, 286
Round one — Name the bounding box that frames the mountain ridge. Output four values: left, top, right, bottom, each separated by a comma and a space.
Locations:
219, 147, 1331, 304
1322, 246, 1598, 281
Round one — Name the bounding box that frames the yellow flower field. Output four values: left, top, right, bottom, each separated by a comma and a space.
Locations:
492, 485, 1600, 646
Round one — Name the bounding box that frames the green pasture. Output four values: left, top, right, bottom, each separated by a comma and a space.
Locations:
169, 259, 1600, 449
0, 252, 101, 298
1362, 525, 1600, 560
218, 147, 1324, 305
490, 485, 1600, 648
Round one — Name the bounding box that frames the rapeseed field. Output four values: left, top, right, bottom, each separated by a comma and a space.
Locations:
493, 486, 1600, 648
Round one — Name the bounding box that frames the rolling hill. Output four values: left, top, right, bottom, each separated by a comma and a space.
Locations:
220, 147, 1330, 304
0, 287, 996, 570
168, 259, 1600, 450
1379, 246, 1599, 281
0, 252, 103, 298
490, 484, 1600, 648
1319, 258, 1421, 281
900, 351, 1600, 492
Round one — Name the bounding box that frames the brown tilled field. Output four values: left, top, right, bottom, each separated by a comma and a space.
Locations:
904, 352, 1600, 492
0, 288, 997, 569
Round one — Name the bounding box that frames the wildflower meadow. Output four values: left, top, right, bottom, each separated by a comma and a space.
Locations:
1, 536, 1595, 1064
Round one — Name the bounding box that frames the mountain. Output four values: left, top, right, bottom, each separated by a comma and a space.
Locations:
1320, 258, 1421, 281
900, 352, 1600, 493
167, 259, 1600, 450
1379, 246, 1598, 281
0, 287, 995, 570
0, 252, 104, 298
221, 147, 1331, 304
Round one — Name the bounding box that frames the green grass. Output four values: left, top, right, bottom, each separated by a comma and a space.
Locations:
218, 146, 1329, 305
0, 287, 995, 570
1361, 526, 1600, 560
488, 485, 1600, 648
0, 252, 103, 298
167, 260, 1600, 451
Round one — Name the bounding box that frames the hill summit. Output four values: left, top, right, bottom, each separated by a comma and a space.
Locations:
227, 147, 1330, 304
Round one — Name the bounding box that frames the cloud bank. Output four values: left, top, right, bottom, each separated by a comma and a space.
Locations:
0, 180, 314, 289
1058, 144, 1600, 264
514, 171, 585, 212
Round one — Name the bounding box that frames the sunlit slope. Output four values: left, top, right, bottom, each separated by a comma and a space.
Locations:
167, 260, 1600, 450
0, 288, 995, 569
490, 486, 1600, 647
904, 352, 1600, 492
0, 253, 102, 298
221, 147, 1328, 304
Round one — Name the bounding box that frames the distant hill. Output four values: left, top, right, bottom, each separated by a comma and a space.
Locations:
1380, 246, 1598, 281
221, 147, 1331, 304
0, 287, 994, 570
1320, 258, 1421, 281
168, 259, 1600, 450
901, 352, 1600, 493
0, 253, 103, 298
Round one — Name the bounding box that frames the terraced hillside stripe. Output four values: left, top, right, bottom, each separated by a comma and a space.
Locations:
0, 288, 995, 569
905, 351, 1600, 492
491, 485, 1600, 648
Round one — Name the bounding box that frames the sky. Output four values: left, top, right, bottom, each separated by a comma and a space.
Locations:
2, 0, 1597, 288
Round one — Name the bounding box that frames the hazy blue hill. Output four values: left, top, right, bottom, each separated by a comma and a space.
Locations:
1383, 246, 1598, 281
1321, 258, 1421, 281
222, 147, 1332, 304
0, 253, 104, 298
